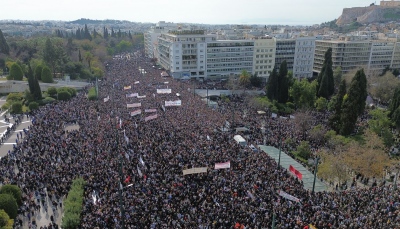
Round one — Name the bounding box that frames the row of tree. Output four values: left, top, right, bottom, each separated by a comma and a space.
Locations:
0, 185, 23, 228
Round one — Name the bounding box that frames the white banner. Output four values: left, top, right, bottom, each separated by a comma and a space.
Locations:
137, 95, 146, 99
127, 103, 141, 108
145, 114, 158, 122
130, 110, 141, 116
134, 81, 140, 84
157, 89, 171, 94
103, 96, 109, 102
215, 161, 230, 169
165, 100, 182, 107
279, 190, 300, 202
126, 93, 138, 98
183, 167, 208, 175
145, 109, 157, 113
124, 86, 131, 90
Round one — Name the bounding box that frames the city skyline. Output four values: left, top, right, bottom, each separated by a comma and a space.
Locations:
3, 0, 371, 25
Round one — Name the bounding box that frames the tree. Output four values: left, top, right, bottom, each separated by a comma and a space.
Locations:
0, 185, 22, 206
317, 150, 350, 185
84, 24, 92, 41
9, 63, 23, 81
289, 78, 317, 108
250, 73, 262, 87
43, 38, 57, 76
78, 49, 82, 62
333, 66, 342, 93
0, 194, 17, 219
278, 60, 289, 103
294, 141, 311, 160
309, 124, 327, 144
10, 101, 22, 114
371, 71, 400, 105
239, 69, 251, 89
33, 73, 42, 100
0, 29, 9, 55
315, 97, 328, 111
0, 209, 13, 229
368, 109, 393, 146
84, 51, 94, 70
34, 65, 43, 80
344, 130, 390, 178
293, 110, 313, 138
317, 48, 334, 98
266, 67, 279, 101
27, 64, 35, 95
41, 66, 53, 83
329, 79, 346, 132
339, 69, 368, 135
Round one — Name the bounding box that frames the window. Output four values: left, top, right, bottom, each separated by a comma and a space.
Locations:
176, 62, 179, 64
175, 56, 179, 59
176, 67, 179, 70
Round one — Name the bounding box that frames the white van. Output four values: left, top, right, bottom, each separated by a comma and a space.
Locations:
234, 135, 246, 146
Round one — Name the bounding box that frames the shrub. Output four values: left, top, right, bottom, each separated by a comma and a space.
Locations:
87, 87, 97, 100
34, 65, 43, 80
9, 63, 23, 81
62, 178, 85, 229
42, 97, 56, 104
6, 93, 23, 103
0, 194, 18, 219
294, 141, 311, 160
10, 101, 23, 114
58, 91, 71, 101
0, 209, 13, 229
1, 103, 9, 110
0, 185, 22, 206
315, 97, 328, 111
47, 87, 57, 97
28, 101, 39, 110
41, 66, 53, 83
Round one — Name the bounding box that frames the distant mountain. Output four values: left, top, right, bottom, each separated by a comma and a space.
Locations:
67, 18, 133, 25
337, 4, 400, 25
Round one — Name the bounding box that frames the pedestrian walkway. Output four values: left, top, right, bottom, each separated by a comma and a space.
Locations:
0, 115, 32, 158
258, 145, 327, 192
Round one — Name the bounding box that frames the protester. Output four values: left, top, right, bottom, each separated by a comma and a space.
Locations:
1, 51, 399, 229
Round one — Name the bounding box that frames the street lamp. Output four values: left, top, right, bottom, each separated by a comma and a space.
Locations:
312, 157, 320, 194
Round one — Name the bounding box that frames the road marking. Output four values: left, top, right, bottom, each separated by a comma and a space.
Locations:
2, 143, 15, 145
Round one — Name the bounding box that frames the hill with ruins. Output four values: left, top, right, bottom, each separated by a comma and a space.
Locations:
336, 1, 400, 25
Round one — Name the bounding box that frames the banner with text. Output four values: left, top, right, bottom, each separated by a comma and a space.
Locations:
157, 89, 172, 94
183, 167, 208, 175
215, 161, 230, 169
165, 100, 182, 107
130, 110, 142, 116
126, 93, 138, 98
144, 114, 158, 122
279, 190, 300, 202
127, 103, 141, 108
145, 109, 157, 113
137, 95, 146, 99
124, 86, 131, 90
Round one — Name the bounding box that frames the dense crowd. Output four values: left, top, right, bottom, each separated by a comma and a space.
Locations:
0, 51, 399, 229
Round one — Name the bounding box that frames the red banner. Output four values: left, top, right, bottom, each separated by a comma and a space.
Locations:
289, 165, 303, 180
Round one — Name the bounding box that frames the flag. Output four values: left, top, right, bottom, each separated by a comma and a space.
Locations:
215, 161, 230, 169
124, 130, 129, 144
134, 81, 139, 84
139, 156, 145, 166
135, 122, 138, 128
207, 135, 211, 141
137, 165, 142, 176
125, 152, 129, 160
289, 165, 303, 180
309, 224, 317, 229
247, 190, 255, 200
279, 190, 300, 202
119, 118, 122, 129
104, 96, 109, 102
124, 175, 131, 184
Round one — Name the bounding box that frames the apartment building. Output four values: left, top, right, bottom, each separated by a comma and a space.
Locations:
144, 26, 164, 59
252, 37, 276, 81
206, 40, 254, 79
157, 30, 216, 78
293, 37, 316, 79
314, 38, 400, 75
275, 39, 296, 72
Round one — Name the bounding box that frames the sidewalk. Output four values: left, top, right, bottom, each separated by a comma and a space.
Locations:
259, 145, 327, 192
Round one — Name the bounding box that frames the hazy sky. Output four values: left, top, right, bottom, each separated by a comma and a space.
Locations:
3, 0, 373, 25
